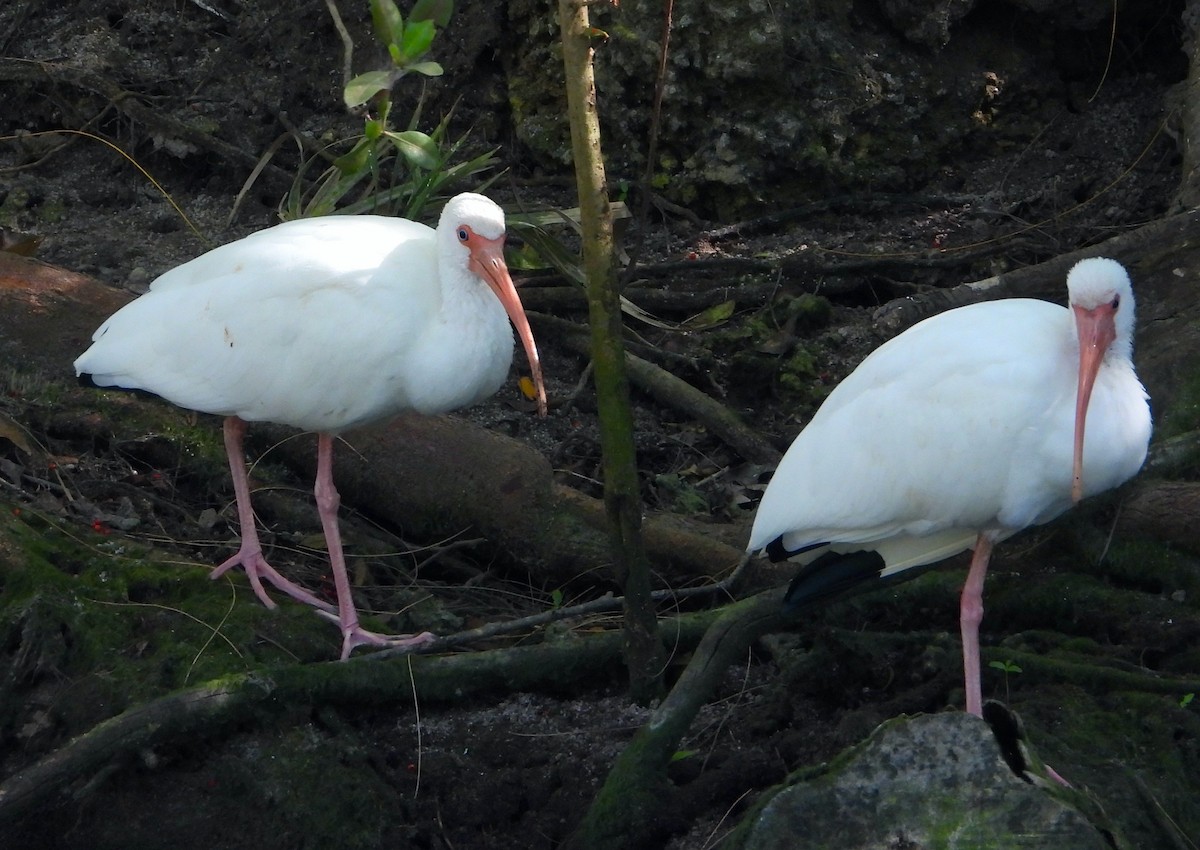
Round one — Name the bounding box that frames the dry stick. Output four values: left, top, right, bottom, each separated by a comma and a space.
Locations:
366, 554, 750, 661
322, 0, 355, 93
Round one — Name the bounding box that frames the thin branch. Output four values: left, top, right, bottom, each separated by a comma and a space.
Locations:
322, 0, 355, 93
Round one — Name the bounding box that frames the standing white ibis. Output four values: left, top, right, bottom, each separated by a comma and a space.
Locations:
748, 257, 1151, 716
75, 193, 547, 660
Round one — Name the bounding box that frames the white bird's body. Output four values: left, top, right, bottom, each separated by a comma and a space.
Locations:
78, 214, 520, 431
748, 257, 1151, 715
76, 193, 547, 659
749, 295, 1149, 566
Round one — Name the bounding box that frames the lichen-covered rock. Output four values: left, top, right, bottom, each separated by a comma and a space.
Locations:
734, 713, 1113, 850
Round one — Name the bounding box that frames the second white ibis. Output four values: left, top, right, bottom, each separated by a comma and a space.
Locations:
75, 193, 547, 660
748, 257, 1151, 715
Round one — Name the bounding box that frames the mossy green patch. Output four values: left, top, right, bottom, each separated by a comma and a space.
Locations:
0, 498, 339, 743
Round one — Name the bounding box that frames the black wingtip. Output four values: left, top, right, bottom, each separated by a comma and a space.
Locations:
764, 537, 826, 563
77, 372, 100, 388
782, 549, 887, 612
764, 536, 790, 563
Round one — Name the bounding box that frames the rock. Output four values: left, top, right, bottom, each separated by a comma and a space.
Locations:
734, 713, 1111, 850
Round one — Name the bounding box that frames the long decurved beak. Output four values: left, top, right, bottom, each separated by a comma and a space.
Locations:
470, 237, 548, 417
1071, 302, 1117, 503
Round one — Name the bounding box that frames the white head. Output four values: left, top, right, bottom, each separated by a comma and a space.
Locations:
437, 193, 507, 243
1066, 257, 1136, 503
1067, 257, 1136, 353
436, 193, 547, 416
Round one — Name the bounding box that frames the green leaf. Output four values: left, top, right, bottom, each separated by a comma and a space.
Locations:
411, 0, 453, 27
384, 129, 440, 170
333, 139, 373, 176
408, 60, 444, 78
400, 18, 437, 61
370, 0, 405, 46
293, 154, 374, 218
682, 299, 736, 330
344, 71, 395, 108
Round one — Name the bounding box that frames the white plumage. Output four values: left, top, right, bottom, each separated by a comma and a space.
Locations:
748, 257, 1151, 714
76, 193, 546, 659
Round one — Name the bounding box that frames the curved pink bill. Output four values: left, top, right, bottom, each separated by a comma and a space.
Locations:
470, 236, 548, 417
1071, 302, 1117, 503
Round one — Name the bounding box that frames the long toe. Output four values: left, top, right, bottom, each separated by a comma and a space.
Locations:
341, 627, 436, 661
327, 616, 436, 660
209, 547, 335, 614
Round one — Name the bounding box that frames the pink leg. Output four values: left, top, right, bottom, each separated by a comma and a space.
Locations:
209, 417, 334, 614
964, 544, 1072, 786
960, 533, 994, 717
313, 434, 434, 660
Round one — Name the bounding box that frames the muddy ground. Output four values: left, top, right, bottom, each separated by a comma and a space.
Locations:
1, 1, 1199, 848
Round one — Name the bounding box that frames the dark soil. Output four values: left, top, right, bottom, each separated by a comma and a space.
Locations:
2, 2, 1198, 849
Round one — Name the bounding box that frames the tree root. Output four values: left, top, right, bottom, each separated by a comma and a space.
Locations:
1115, 479, 1200, 555
0, 610, 720, 831
565, 586, 789, 850
265, 415, 748, 589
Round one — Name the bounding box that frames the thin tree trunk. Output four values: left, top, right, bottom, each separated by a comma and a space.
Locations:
559, 0, 665, 704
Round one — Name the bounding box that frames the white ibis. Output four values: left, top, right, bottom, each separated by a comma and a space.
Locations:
75, 193, 547, 660
748, 257, 1151, 715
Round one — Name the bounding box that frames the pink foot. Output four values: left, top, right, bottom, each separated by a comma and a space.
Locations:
210, 543, 335, 614
211, 417, 335, 615
315, 610, 435, 660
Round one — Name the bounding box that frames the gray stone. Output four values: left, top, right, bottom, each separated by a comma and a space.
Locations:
736, 713, 1111, 850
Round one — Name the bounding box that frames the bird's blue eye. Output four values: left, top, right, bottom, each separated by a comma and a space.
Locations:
457, 228, 469, 242
1110, 295, 1120, 310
